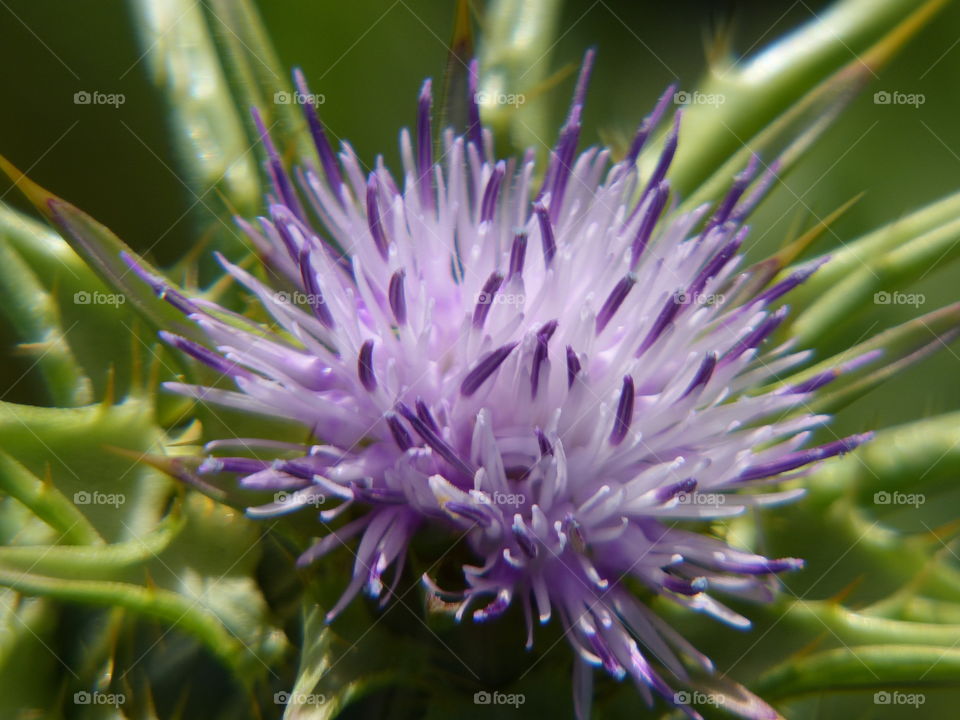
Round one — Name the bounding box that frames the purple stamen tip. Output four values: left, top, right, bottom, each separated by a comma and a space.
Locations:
536, 428, 553, 457
631, 181, 669, 268
386, 412, 413, 451
292, 67, 343, 194
461, 342, 518, 397
480, 162, 505, 224
396, 402, 474, 478
656, 477, 697, 503
298, 247, 335, 328
641, 111, 680, 199
160, 331, 236, 376
596, 273, 636, 335
531, 333, 549, 399
121, 251, 197, 315
473, 272, 504, 329
366, 173, 390, 259
358, 340, 377, 391
625, 83, 678, 166
388, 269, 407, 325
534, 202, 557, 267
416, 399, 439, 433
509, 231, 528, 280
610, 375, 635, 445
680, 352, 718, 399
566, 345, 582, 388
445, 501, 492, 527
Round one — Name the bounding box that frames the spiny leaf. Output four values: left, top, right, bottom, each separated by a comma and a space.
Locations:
438, 0, 475, 136
757, 644, 960, 698
662, 0, 948, 197
0, 156, 201, 343
0, 397, 171, 542
805, 409, 960, 501
785, 188, 960, 309
764, 303, 960, 413
778, 600, 960, 650
0, 593, 62, 716
281, 604, 401, 720
0, 508, 182, 578
476, 0, 566, 159
202, 0, 312, 163
736, 192, 864, 299
0, 238, 91, 405
0, 450, 101, 545
0, 567, 255, 681
129, 0, 262, 259
788, 217, 960, 346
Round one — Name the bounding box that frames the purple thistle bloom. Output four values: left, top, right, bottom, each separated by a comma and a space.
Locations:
137, 57, 871, 719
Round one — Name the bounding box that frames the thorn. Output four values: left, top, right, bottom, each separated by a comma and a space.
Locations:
791, 630, 826, 661
922, 517, 960, 548
104, 446, 227, 502
101, 364, 116, 408
827, 575, 864, 605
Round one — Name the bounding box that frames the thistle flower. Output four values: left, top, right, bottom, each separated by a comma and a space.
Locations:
127, 52, 871, 718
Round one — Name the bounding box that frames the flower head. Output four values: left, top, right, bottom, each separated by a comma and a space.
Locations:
131, 52, 869, 718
